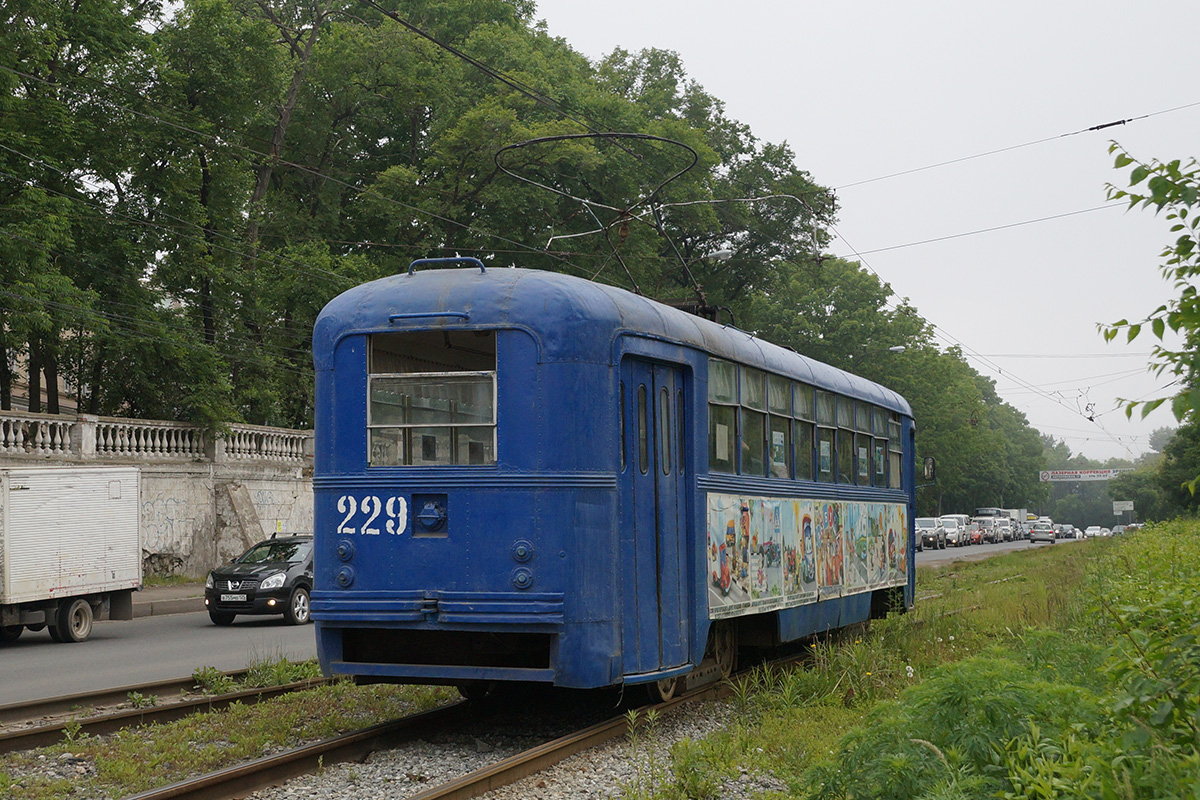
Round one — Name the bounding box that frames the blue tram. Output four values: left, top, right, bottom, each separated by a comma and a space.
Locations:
311, 261, 916, 698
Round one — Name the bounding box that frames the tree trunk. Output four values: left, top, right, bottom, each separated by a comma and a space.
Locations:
197, 150, 217, 345
87, 349, 103, 414
43, 348, 59, 414
244, 2, 325, 255
27, 341, 42, 413
0, 339, 10, 411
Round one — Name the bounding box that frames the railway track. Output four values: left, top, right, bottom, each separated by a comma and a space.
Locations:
121, 679, 731, 800
0, 671, 331, 755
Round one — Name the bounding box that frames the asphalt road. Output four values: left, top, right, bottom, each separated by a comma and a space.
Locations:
0, 610, 317, 706
915, 536, 1080, 566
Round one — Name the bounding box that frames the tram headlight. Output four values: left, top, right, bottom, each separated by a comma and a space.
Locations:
260, 572, 286, 590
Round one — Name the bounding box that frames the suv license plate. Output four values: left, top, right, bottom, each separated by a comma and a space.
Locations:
220, 594, 247, 602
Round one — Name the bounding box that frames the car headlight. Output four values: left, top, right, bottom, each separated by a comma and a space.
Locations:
205, 573, 213, 589
260, 572, 286, 590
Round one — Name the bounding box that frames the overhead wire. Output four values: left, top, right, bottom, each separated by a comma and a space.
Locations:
833, 100, 1200, 191
833, 203, 1123, 259
828, 221, 1141, 456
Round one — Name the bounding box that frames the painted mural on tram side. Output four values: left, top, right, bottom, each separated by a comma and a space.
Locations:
706, 494, 908, 620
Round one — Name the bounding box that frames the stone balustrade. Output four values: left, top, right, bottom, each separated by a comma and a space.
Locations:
0, 411, 74, 457
0, 410, 312, 466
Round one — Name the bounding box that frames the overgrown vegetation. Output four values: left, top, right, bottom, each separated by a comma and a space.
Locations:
0, 658, 454, 800
620, 523, 1200, 799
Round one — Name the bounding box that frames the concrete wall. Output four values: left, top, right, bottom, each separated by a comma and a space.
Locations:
139, 464, 314, 577
0, 412, 313, 577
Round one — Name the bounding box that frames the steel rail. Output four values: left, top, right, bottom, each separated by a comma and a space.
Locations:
0, 671, 249, 726
0, 676, 332, 755
122, 700, 474, 800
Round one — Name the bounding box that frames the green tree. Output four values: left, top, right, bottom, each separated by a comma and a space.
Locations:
1104, 145, 1200, 490
1157, 417, 1200, 513
1109, 467, 1172, 523
0, 0, 159, 411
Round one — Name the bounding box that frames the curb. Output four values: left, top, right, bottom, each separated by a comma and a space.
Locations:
132, 595, 206, 619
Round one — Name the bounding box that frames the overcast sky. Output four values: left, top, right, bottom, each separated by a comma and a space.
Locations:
532, 0, 1199, 463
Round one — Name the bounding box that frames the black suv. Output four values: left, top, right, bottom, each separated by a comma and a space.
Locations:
205, 535, 313, 625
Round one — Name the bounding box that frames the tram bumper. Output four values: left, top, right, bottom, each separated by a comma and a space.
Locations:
313, 589, 611, 686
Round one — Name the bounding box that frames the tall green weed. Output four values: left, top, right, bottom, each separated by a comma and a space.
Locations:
800, 522, 1200, 799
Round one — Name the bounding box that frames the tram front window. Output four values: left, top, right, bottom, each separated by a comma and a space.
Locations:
368, 332, 497, 466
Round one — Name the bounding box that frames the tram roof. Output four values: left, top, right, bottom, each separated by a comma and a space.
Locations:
314, 267, 912, 416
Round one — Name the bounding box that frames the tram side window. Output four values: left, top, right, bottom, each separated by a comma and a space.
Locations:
708, 359, 737, 473
888, 417, 903, 489
836, 396, 855, 484
815, 391, 835, 483
740, 367, 768, 476
794, 383, 815, 481
368, 331, 497, 466
855, 401, 873, 486
873, 407, 888, 487
768, 374, 791, 478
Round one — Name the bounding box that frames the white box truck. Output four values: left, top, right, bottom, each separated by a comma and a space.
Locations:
0, 466, 141, 643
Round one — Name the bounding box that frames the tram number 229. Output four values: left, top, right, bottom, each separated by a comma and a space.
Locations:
335, 494, 408, 536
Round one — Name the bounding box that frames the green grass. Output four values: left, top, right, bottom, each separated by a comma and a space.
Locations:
619, 524, 1200, 800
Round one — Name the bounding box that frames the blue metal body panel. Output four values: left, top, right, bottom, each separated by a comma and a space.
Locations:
312, 267, 916, 689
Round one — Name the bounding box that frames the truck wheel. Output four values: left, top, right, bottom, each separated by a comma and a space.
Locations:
0, 625, 22, 643
284, 587, 311, 625
55, 599, 93, 643
209, 610, 236, 626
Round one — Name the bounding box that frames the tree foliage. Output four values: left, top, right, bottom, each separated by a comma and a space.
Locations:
1104, 144, 1200, 492
0, 0, 1050, 500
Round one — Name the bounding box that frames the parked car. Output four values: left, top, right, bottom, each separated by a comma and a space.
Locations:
205, 534, 314, 626
1029, 522, 1055, 544
940, 516, 967, 547
916, 517, 947, 550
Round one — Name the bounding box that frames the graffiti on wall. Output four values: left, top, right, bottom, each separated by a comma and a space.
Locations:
706, 493, 908, 620
142, 496, 202, 555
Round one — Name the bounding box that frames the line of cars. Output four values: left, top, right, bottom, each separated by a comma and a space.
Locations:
918, 514, 1143, 552
915, 513, 1029, 551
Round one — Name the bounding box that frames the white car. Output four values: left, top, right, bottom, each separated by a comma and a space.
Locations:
939, 517, 966, 546
1084, 526, 1102, 538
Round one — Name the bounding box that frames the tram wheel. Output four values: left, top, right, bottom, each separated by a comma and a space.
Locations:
647, 676, 678, 703
711, 620, 738, 679
456, 681, 497, 701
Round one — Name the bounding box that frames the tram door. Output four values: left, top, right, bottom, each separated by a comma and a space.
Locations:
622, 359, 688, 676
